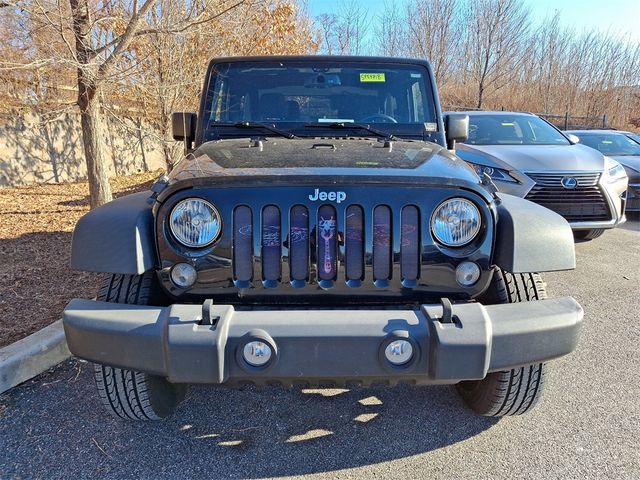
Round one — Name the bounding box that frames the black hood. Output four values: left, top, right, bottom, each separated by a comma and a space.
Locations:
167, 137, 481, 188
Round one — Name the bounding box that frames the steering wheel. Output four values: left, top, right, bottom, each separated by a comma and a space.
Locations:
359, 114, 398, 124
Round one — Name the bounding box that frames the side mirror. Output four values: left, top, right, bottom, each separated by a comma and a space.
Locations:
566, 134, 580, 144
172, 112, 197, 151
444, 114, 469, 150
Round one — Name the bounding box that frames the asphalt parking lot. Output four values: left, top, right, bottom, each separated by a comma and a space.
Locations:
1, 218, 638, 480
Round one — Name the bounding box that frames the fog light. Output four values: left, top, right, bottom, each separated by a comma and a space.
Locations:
456, 261, 480, 286
384, 340, 413, 366
170, 263, 197, 288
243, 341, 272, 367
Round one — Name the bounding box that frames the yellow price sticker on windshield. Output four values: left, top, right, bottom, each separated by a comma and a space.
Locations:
360, 73, 386, 82
501, 122, 515, 126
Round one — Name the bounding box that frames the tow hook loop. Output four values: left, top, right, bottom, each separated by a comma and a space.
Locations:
440, 298, 454, 324
201, 299, 219, 326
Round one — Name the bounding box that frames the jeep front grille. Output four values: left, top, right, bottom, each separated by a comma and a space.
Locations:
232, 204, 422, 287
525, 172, 611, 222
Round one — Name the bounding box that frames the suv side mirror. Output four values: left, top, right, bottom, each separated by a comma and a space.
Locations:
172, 112, 197, 151
566, 133, 580, 144
444, 114, 469, 150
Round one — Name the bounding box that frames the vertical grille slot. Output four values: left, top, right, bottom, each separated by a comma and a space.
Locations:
289, 205, 309, 282
373, 205, 392, 281
317, 205, 338, 280
400, 206, 420, 281
261, 205, 281, 283
345, 205, 364, 281
232, 206, 253, 283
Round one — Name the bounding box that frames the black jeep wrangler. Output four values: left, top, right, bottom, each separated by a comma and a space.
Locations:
63, 56, 583, 420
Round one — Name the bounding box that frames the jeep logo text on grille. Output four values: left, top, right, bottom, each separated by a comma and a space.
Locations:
308, 189, 347, 203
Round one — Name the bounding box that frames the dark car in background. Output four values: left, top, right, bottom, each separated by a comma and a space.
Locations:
566, 130, 640, 212
622, 131, 640, 145
452, 111, 628, 240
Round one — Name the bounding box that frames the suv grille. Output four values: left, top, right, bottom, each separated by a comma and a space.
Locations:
232, 204, 422, 288
525, 172, 611, 222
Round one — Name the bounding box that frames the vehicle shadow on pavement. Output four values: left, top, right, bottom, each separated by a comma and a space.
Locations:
1, 360, 499, 479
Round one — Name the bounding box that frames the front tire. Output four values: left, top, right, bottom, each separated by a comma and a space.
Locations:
456, 269, 547, 416
93, 273, 186, 420
94, 364, 186, 420
574, 229, 605, 241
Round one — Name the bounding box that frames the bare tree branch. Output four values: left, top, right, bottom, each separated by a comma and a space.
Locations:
97, 0, 158, 79
92, 0, 247, 57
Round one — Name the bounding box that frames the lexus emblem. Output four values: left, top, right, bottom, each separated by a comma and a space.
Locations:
561, 176, 578, 189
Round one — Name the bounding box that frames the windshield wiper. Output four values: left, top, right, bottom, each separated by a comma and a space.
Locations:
209, 121, 298, 139
304, 122, 398, 141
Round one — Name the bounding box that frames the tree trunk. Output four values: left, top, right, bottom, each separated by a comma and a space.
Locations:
477, 83, 485, 109
135, 117, 149, 172
70, 0, 113, 208
77, 75, 112, 208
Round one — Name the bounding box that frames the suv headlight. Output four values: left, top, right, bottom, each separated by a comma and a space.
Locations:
466, 162, 517, 183
431, 198, 481, 246
603, 157, 628, 184
170, 198, 222, 247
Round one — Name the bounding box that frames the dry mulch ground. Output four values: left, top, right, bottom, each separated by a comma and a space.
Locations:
0, 170, 163, 348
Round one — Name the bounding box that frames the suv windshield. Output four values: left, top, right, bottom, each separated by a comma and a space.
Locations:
464, 114, 570, 146
625, 132, 640, 145
576, 132, 640, 156
202, 61, 438, 141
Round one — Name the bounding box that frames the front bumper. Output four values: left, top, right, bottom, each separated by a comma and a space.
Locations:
63, 297, 583, 386
569, 216, 626, 230
568, 176, 627, 229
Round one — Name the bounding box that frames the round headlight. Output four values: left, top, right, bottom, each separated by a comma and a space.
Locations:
170, 198, 221, 247
431, 198, 481, 247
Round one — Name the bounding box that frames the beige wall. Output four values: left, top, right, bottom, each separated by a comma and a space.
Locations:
0, 112, 167, 187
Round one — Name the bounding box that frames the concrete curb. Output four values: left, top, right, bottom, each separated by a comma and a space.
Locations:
0, 320, 71, 394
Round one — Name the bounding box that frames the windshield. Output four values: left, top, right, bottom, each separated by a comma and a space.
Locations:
577, 133, 640, 156
464, 114, 570, 146
624, 132, 640, 145
201, 61, 438, 141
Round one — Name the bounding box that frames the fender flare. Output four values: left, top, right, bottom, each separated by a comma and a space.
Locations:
70, 192, 157, 274
493, 193, 576, 273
